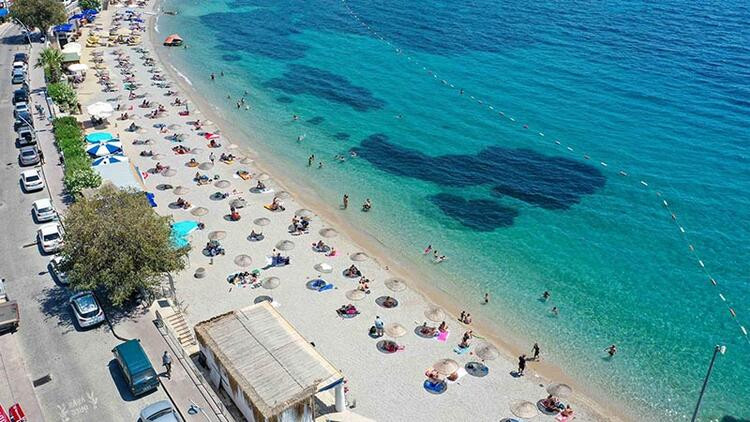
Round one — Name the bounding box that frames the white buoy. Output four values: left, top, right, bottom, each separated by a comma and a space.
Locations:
640, 180, 649, 186
719, 293, 726, 301
601, 162, 608, 167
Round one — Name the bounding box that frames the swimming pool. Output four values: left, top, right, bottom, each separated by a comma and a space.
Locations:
85, 132, 114, 143
171, 220, 199, 248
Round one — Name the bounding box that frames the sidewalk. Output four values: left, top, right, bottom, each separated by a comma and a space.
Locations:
0, 334, 45, 421
117, 307, 233, 422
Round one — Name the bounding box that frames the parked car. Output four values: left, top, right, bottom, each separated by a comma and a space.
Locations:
20, 169, 44, 192
14, 52, 28, 64
11, 69, 26, 84
14, 102, 29, 118
49, 255, 69, 285
37, 223, 63, 253
33, 198, 56, 222
12, 61, 27, 74
13, 88, 29, 105
19, 146, 40, 166
112, 339, 159, 396
17, 126, 35, 147
138, 401, 182, 422
69, 291, 105, 328
14, 111, 34, 130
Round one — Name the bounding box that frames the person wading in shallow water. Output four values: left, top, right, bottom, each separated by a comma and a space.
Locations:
343, 194, 349, 209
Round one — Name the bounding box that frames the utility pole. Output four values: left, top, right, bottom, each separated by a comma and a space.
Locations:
690, 344, 726, 422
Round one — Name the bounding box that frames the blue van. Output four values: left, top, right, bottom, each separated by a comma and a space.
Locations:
112, 339, 159, 396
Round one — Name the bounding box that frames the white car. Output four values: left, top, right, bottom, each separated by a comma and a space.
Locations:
49, 255, 69, 285
14, 102, 29, 118
21, 169, 44, 192
33, 198, 57, 222
139, 401, 182, 422
69, 291, 105, 328
37, 223, 63, 254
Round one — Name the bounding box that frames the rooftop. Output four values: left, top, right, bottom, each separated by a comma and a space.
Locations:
194, 302, 343, 418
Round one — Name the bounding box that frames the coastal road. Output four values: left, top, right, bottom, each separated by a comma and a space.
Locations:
0, 24, 168, 420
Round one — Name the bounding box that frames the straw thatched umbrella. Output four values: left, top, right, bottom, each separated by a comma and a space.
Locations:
384, 323, 407, 338
433, 359, 459, 376
350, 252, 368, 262
475, 343, 499, 362
385, 278, 407, 292
256, 173, 270, 181
510, 400, 539, 419
214, 180, 231, 188
173, 186, 190, 195
162, 169, 177, 177
345, 289, 366, 301
191, 207, 208, 216
319, 228, 338, 238
254, 217, 271, 226
295, 208, 313, 218
314, 263, 333, 273
546, 383, 572, 398
208, 231, 227, 241
198, 162, 213, 170
276, 240, 295, 251
151, 154, 164, 160
240, 157, 253, 165
274, 191, 291, 200
261, 276, 280, 290
424, 306, 445, 322
233, 254, 253, 267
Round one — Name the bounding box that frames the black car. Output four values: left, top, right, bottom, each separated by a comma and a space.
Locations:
14, 53, 28, 64
13, 89, 29, 105
14, 111, 34, 131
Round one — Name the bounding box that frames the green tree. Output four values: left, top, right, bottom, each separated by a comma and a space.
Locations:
10, 0, 66, 34
60, 185, 189, 306
36, 47, 64, 83
48, 82, 78, 110
78, 0, 101, 11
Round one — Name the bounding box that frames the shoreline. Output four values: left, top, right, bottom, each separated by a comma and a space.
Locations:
145, 3, 628, 421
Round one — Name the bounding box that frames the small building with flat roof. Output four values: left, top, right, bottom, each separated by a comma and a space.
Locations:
194, 302, 345, 422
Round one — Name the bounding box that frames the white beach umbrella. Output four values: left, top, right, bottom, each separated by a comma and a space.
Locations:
295, 208, 313, 218
276, 240, 295, 251
424, 306, 445, 322
198, 162, 213, 170
162, 169, 177, 177
92, 154, 128, 166
214, 180, 231, 189
261, 277, 280, 290
233, 254, 253, 267
319, 228, 338, 238
173, 186, 190, 195
385, 278, 407, 292
314, 263, 332, 273
68, 63, 88, 73
350, 252, 369, 262
475, 343, 499, 362
191, 207, 208, 216
546, 383, 572, 398
86, 141, 122, 156
208, 231, 226, 241
384, 322, 407, 338
253, 217, 270, 226
345, 289, 366, 301
433, 359, 459, 376
86, 101, 114, 119
510, 400, 539, 419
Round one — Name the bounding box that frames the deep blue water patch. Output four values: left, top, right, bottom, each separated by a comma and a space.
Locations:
276, 96, 294, 104
333, 132, 350, 140
307, 116, 325, 125
264, 64, 385, 111
221, 54, 241, 62
430, 194, 519, 230
355, 134, 605, 210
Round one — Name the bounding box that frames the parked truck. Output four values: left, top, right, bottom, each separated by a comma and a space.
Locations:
0, 279, 19, 333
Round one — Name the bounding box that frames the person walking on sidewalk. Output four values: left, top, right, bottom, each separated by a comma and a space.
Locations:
162, 351, 172, 379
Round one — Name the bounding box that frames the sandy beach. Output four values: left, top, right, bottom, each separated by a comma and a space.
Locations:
72, 2, 624, 421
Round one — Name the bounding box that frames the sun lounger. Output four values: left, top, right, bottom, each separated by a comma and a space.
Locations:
453, 345, 471, 355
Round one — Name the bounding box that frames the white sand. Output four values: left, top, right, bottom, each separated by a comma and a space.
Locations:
74, 3, 619, 421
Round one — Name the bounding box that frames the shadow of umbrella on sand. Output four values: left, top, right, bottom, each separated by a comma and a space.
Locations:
191, 207, 208, 217
345, 289, 366, 301
233, 254, 252, 267
510, 400, 539, 419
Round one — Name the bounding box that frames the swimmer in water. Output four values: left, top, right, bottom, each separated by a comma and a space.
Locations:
350, 151, 358, 157
318, 162, 324, 169
293, 115, 299, 121
551, 306, 559, 316
423, 245, 432, 254
542, 291, 551, 301
605, 344, 617, 357
396, 114, 402, 119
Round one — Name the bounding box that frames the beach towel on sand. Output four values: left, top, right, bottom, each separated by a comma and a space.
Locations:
437, 330, 449, 342
454, 345, 471, 355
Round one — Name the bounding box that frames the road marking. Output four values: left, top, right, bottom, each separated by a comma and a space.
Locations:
56, 392, 99, 421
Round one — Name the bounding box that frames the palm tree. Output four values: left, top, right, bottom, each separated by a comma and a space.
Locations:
36, 47, 64, 83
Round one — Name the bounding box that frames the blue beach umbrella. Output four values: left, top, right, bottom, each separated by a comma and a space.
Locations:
86, 141, 123, 157
92, 154, 128, 166
85, 132, 114, 143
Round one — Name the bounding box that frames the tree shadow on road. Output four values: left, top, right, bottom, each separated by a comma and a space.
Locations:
36, 286, 77, 335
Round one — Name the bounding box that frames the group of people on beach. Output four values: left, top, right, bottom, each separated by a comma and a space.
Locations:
422, 245, 448, 263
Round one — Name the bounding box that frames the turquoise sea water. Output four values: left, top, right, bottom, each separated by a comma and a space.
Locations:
157, 1, 749, 419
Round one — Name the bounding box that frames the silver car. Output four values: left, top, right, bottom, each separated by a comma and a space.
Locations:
69, 291, 105, 328
49, 255, 69, 285
139, 401, 182, 422
33, 198, 56, 222
19, 146, 40, 166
